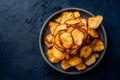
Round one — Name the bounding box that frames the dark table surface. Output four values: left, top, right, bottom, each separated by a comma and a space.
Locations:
0, 0, 120, 80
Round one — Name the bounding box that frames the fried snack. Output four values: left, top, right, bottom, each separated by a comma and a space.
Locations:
60, 12, 75, 24
54, 33, 64, 51
85, 55, 96, 66
75, 63, 87, 71
52, 47, 64, 61
49, 22, 59, 35
61, 59, 71, 70
79, 18, 87, 26
64, 52, 69, 60
65, 18, 81, 25
73, 11, 80, 18
88, 28, 99, 38
91, 39, 105, 52
60, 32, 73, 48
45, 34, 54, 48
88, 15, 103, 29
55, 17, 62, 23
54, 24, 67, 35
69, 56, 82, 66
45, 11, 104, 71
71, 29, 84, 46
46, 49, 60, 63
80, 46, 92, 58
70, 47, 79, 55
67, 27, 74, 33
71, 44, 79, 50
94, 53, 100, 58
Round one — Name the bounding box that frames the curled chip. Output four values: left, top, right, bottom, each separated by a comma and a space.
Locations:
88, 28, 99, 38
61, 59, 71, 70
45, 34, 54, 48
85, 54, 96, 66
73, 11, 80, 18
46, 49, 60, 63
71, 29, 84, 46
60, 12, 75, 24
91, 39, 105, 52
94, 53, 100, 58
54, 24, 67, 35
49, 22, 59, 35
88, 15, 103, 29
80, 46, 92, 58
60, 32, 73, 48
54, 33, 64, 51
75, 63, 87, 71
69, 56, 82, 66
52, 47, 64, 61
65, 18, 81, 25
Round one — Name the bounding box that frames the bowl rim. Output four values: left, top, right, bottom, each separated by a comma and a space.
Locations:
39, 7, 107, 75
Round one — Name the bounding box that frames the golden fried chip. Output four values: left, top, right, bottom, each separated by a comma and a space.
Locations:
52, 47, 64, 61
45, 34, 54, 48
94, 53, 100, 58
67, 27, 74, 33
46, 49, 60, 63
55, 17, 62, 23
84, 55, 96, 66
88, 28, 99, 38
60, 12, 75, 24
61, 59, 71, 70
54, 33, 64, 51
49, 22, 59, 35
60, 32, 73, 48
91, 39, 105, 52
69, 56, 82, 66
65, 18, 81, 25
70, 47, 79, 55
73, 11, 80, 18
75, 63, 87, 71
54, 24, 67, 35
64, 52, 69, 60
80, 46, 92, 58
71, 29, 84, 46
88, 15, 103, 29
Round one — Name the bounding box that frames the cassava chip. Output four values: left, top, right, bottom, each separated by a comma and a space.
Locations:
54, 33, 64, 51
88, 28, 99, 38
46, 49, 60, 63
52, 47, 64, 61
71, 29, 84, 46
80, 46, 92, 58
65, 18, 81, 25
75, 63, 87, 71
91, 39, 105, 52
54, 24, 67, 35
45, 34, 54, 48
61, 59, 71, 70
94, 53, 100, 58
73, 11, 80, 18
69, 56, 82, 66
88, 15, 103, 29
60, 32, 73, 48
60, 12, 75, 24
49, 22, 59, 35
85, 55, 96, 66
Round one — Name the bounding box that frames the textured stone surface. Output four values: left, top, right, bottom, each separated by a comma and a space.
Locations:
0, 0, 120, 80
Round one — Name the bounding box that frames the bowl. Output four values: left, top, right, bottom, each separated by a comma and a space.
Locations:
39, 8, 107, 75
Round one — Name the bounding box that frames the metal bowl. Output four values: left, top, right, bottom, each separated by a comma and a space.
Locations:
39, 8, 107, 75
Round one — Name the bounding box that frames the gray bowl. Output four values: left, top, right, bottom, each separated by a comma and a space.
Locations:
39, 8, 107, 75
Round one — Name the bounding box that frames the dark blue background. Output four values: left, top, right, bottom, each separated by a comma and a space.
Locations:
0, 0, 120, 80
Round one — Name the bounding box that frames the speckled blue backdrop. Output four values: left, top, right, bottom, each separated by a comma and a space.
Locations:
0, 0, 120, 80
